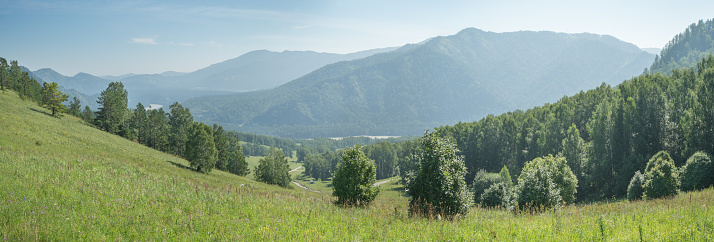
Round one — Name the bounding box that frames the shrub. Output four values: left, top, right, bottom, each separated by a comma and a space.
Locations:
406, 131, 472, 219
520, 155, 578, 204
643, 151, 679, 199
679, 151, 714, 191
332, 145, 379, 206
514, 165, 562, 210
481, 182, 512, 208
627, 170, 645, 201
472, 170, 502, 204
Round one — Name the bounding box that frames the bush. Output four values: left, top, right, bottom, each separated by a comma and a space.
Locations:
332, 145, 379, 206
472, 170, 502, 204
679, 151, 714, 191
514, 165, 562, 210
481, 182, 512, 208
627, 170, 644, 201
643, 151, 679, 199
520, 155, 578, 204
406, 131, 472, 219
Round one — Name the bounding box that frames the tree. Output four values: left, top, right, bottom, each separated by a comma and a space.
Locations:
129, 103, 147, 143
514, 165, 562, 210
679, 151, 713, 191
68, 96, 81, 117
82, 105, 94, 123
332, 145, 380, 206
168, 102, 193, 157
226, 138, 249, 176
499, 165, 514, 187
406, 131, 472, 218
519, 155, 578, 204
643, 151, 679, 199
561, 124, 586, 181
627, 171, 644, 201
185, 122, 217, 173
213, 124, 230, 170
254, 148, 291, 187
41, 82, 69, 117
0, 57, 8, 91
96, 82, 128, 135
365, 141, 398, 180
296, 147, 309, 162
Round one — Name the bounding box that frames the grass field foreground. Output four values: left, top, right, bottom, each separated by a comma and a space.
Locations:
1, 90, 713, 240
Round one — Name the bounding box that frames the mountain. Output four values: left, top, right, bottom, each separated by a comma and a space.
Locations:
121, 48, 399, 93
33, 48, 398, 108
33, 68, 111, 95
183, 28, 655, 138
649, 18, 714, 74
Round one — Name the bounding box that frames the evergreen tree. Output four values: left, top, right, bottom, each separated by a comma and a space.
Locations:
168, 102, 193, 157
41, 82, 69, 117
82, 105, 94, 123
213, 124, 230, 170
68, 96, 81, 117
0, 57, 8, 91
130, 103, 147, 143
96, 82, 128, 135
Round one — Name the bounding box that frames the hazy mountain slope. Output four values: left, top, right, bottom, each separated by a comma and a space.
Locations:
184, 28, 654, 138
649, 18, 714, 74
33, 68, 111, 95
145, 48, 399, 92
33, 48, 397, 108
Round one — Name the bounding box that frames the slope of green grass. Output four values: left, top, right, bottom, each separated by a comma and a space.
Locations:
1, 90, 713, 240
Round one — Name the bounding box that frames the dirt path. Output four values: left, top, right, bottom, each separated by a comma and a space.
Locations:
373, 179, 393, 187
289, 165, 302, 173
291, 181, 320, 192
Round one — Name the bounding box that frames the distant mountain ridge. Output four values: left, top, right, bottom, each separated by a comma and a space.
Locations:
183, 28, 655, 138
30, 47, 398, 108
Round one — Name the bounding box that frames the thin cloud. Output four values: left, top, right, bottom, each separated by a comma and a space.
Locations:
130, 37, 158, 45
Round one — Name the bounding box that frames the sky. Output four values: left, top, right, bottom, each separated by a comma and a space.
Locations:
1, 0, 713, 77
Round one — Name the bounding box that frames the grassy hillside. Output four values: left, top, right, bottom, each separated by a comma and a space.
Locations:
1, 90, 713, 240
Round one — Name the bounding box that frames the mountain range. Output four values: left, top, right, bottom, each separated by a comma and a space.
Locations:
183, 28, 655, 138
30, 47, 398, 109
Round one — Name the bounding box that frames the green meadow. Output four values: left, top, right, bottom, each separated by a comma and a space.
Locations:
1, 90, 713, 240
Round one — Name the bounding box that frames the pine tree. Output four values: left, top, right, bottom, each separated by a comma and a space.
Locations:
41, 82, 69, 117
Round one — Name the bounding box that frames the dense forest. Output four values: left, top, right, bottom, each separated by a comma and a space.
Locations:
435, 54, 714, 201
649, 19, 714, 74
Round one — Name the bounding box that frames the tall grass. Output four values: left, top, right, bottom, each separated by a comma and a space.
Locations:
1, 90, 713, 240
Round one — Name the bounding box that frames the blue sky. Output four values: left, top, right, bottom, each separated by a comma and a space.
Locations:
1, 0, 713, 76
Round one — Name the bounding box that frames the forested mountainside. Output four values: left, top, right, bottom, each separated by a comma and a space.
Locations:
649, 18, 714, 74
184, 28, 654, 138
436, 54, 714, 200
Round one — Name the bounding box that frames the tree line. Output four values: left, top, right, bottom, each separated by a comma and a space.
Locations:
435, 55, 714, 201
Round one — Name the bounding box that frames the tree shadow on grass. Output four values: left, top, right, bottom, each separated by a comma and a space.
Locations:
166, 160, 195, 172
28, 107, 53, 117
